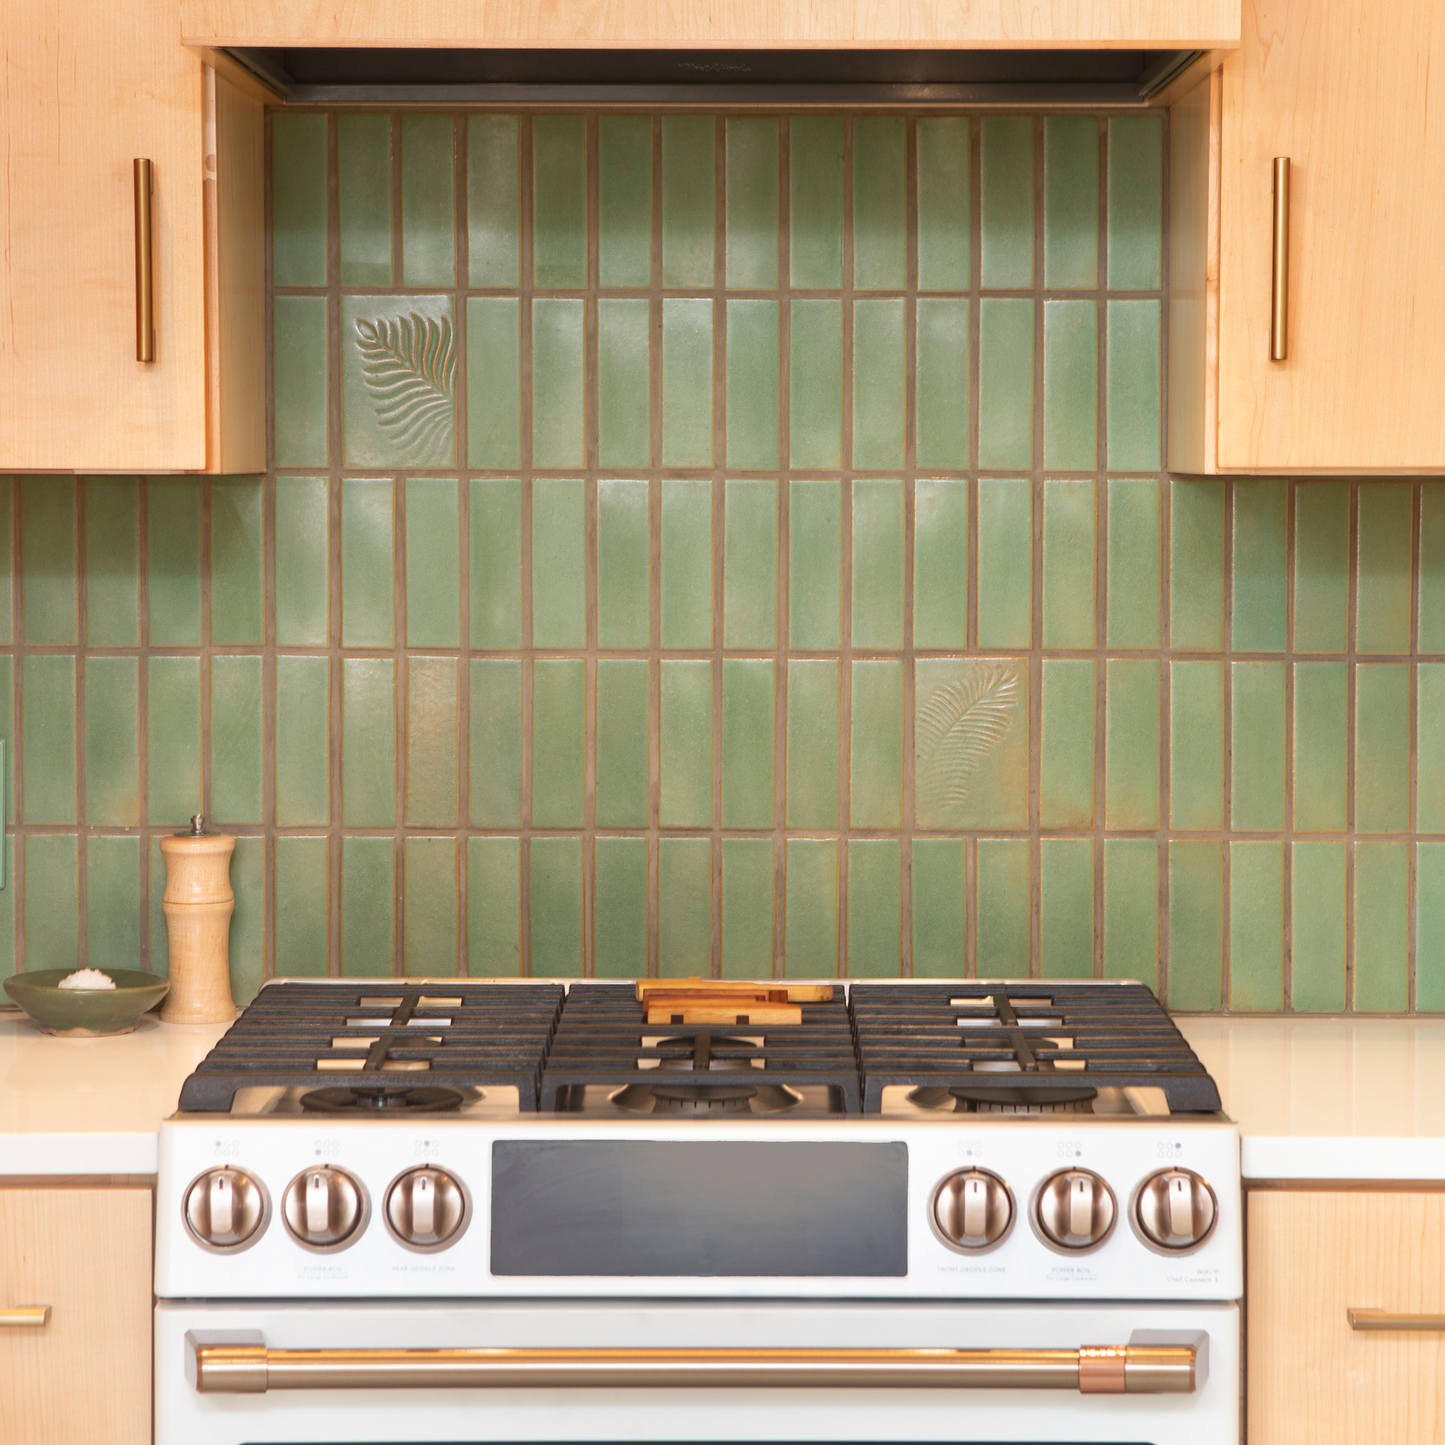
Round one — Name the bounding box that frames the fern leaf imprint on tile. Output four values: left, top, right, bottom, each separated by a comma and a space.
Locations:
354, 312, 457, 465
916, 661, 1019, 818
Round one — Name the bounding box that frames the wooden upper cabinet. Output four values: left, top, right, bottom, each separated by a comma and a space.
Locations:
1171, 0, 1445, 473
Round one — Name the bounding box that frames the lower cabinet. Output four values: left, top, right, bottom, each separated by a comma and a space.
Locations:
1249, 1190, 1445, 1443
0, 1187, 151, 1445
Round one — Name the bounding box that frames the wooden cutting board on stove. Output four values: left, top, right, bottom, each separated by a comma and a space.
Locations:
635, 978, 832, 1026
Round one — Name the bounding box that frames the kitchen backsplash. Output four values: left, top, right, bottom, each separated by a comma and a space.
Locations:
3, 109, 1442, 1013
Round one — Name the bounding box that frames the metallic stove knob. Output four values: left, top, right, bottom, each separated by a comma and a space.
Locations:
1134, 1169, 1218, 1251
932, 1169, 1013, 1251
1034, 1169, 1117, 1251
282, 1166, 366, 1250
184, 1168, 268, 1250
385, 1168, 468, 1250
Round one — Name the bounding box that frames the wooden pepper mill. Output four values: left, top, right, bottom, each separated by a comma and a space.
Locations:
159, 815, 238, 1024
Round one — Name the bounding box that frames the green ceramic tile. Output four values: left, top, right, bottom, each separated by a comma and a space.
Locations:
274, 836, 328, 977
597, 479, 649, 649
976, 478, 1032, 649
531, 298, 585, 468
531, 478, 586, 648
1042, 479, 1096, 649
662, 299, 714, 467
275, 655, 329, 826
853, 117, 906, 290
1232, 480, 1288, 652
211, 655, 263, 825
784, 838, 838, 978
1104, 660, 1160, 829
597, 299, 651, 468
850, 660, 903, 828
724, 479, 778, 648
0, 656, 11, 826
147, 656, 200, 827
271, 112, 328, 286
338, 113, 391, 285
1293, 662, 1348, 832
722, 838, 774, 978
913, 479, 969, 649
469, 836, 521, 975
593, 837, 648, 979
789, 480, 841, 649
406, 656, 458, 827
1103, 838, 1157, 988
470, 479, 522, 648
403, 837, 457, 977
915, 298, 970, 469
725, 118, 778, 290
1420, 665, 1445, 830
1040, 837, 1093, 979
530, 836, 583, 975
406, 478, 460, 647
1294, 483, 1349, 652
1418, 843, 1445, 1009
401, 114, 455, 286
915, 117, 970, 291
467, 114, 520, 288
1039, 659, 1095, 828
1107, 117, 1163, 291
722, 659, 774, 829
1105, 478, 1160, 649
1044, 117, 1098, 289
1357, 483, 1412, 655
659, 837, 711, 978
1043, 301, 1098, 470
1229, 841, 1283, 1009
726, 300, 780, 469
340, 478, 394, 647
1354, 841, 1408, 1011
1355, 663, 1409, 833
661, 480, 712, 648
980, 117, 1034, 289
852, 479, 904, 649
978, 299, 1034, 470
915, 658, 1028, 830
1167, 841, 1222, 1010
532, 115, 586, 288
148, 478, 202, 645
272, 297, 329, 467
1169, 660, 1223, 830
21, 477, 75, 645
852, 300, 905, 470
911, 838, 966, 978
470, 658, 522, 828
789, 300, 843, 469
1231, 661, 1286, 831
342, 838, 395, 977
467, 297, 521, 468
595, 659, 649, 827
1292, 841, 1346, 1011
24, 834, 76, 972
84, 657, 137, 826
86, 835, 138, 973
848, 839, 900, 977
0, 477, 13, 645
1106, 300, 1161, 470
660, 660, 712, 828
148, 835, 166, 974
272, 476, 328, 646
976, 837, 1030, 976
1422, 485, 1445, 652
1170, 480, 1225, 651
598, 115, 652, 288
531, 659, 585, 826
789, 117, 843, 288
786, 660, 839, 828
83, 478, 138, 646
662, 115, 715, 287
210, 477, 263, 645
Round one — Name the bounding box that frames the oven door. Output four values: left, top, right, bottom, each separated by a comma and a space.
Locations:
154, 1299, 1238, 1445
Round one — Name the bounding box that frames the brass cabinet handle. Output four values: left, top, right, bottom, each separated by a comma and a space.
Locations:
1270, 156, 1290, 361
134, 158, 155, 363
1349, 1308, 1445, 1331
186, 1333, 1202, 1396
0, 1306, 51, 1327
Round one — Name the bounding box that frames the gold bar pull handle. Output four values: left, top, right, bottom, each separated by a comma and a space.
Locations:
1270, 156, 1290, 361
0, 1306, 51, 1327
1349, 1308, 1445, 1331
134, 158, 155, 363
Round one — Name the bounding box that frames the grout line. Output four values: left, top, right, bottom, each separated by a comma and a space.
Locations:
455, 110, 472, 978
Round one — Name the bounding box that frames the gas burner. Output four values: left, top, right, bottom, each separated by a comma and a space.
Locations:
608, 1032, 805, 1115
907, 1084, 1098, 1115
299, 1085, 466, 1115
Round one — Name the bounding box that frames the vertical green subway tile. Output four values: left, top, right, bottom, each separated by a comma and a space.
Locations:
1420, 665, 1445, 830
726, 300, 780, 469
1170, 480, 1225, 650
341, 661, 394, 828
916, 117, 970, 291
1231, 661, 1286, 831
467, 114, 520, 287
789, 479, 841, 648
530, 836, 583, 975
1107, 117, 1163, 290
662, 115, 715, 287
401, 113, 455, 286
722, 838, 774, 978
1356, 483, 1413, 654
852, 479, 904, 649
0, 656, 11, 826
852, 300, 906, 470
979, 117, 1033, 289
1044, 116, 1098, 289
148, 478, 202, 645
1040, 838, 1094, 979
86, 835, 139, 973
850, 660, 903, 828
597, 479, 650, 649
531, 478, 586, 648
532, 298, 585, 468
911, 838, 966, 978
1294, 482, 1349, 652
211, 655, 264, 825
661, 479, 713, 647
1293, 662, 1348, 832
595, 659, 649, 827
531, 659, 586, 826
532, 115, 586, 288
662, 299, 714, 467
1169, 660, 1224, 830
784, 838, 838, 978
913, 479, 969, 649
341, 837, 394, 978
1106, 300, 1161, 471
21, 477, 75, 645
598, 115, 652, 288
470, 658, 522, 827
1107, 478, 1161, 649
659, 837, 712, 978
1043, 301, 1098, 471
403, 837, 458, 978
724, 479, 778, 648
1354, 841, 1408, 1012
976, 837, 1030, 976
786, 660, 839, 828
210, 476, 263, 645
272, 297, 329, 468
469, 836, 521, 976
1292, 841, 1347, 1011
0, 835, 14, 979
1041, 479, 1096, 649
915, 298, 970, 469
405, 656, 458, 827
1103, 838, 1157, 989
1233, 480, 1288, 652
340, 478, 394, 648
722, 659, 774, 829
275, 655, 329, 827
83, 657, 137, 826
1168, 841, 1222, 1010
789, 300, 843, 469
848, 839, 901, 977
1105, 659, 1160, 829
83, 477, 138, 646
406, 477, 460, 647
467, 297, 521, 468
659, 660, 713, 827
147, 656, 201, 826
1039, 659, 1095, 828
274, 476, 328, 646
24, 834, 76, 972
1355, 663, 1410, 833
1418, 843, 1445, 1009
976, 478, 1032, 649
148, 835, 166, 973
725, 118, 778, 289
1421, 485, 1445, 652
349, 303, 440, 468
852, 117, 906, 290
593, 837, 648, 979
338, 113, 391, 284
597, 299, 652, 469
271, 112, 328, 286
789, 116, 843, 288
274, 836, 328, 977
1229, 841, 1284, 1010
978, 299, 1034, 470
470, 478, 522, 648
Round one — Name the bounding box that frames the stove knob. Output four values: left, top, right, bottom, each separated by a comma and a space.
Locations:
1134, 1169, 1218, 1251
932, 1169, 1013, 1251
1034, 1169, 1117, 1251
184, 1168, 267, 1250
282, 1166, 367, 1249
385, 1168, 468, 1250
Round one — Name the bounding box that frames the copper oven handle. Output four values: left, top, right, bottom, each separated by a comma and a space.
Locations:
0, 1306, 51, 1327
1349, 1308, 1445, 1331
1270, 156, 1290, 361
186, 1334, 1202, 1395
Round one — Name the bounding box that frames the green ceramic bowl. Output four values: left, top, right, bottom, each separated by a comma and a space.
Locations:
3, 969, 170, 1037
